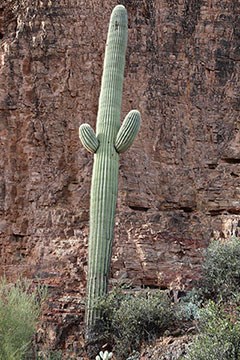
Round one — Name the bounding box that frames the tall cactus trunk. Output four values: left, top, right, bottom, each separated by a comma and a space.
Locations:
86, 5, 127, 329
79, 5, 141, 342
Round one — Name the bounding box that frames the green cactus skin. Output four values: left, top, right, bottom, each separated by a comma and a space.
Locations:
79, 124, 99, 153
79, 5, 141, 335
115, 109, 141, 153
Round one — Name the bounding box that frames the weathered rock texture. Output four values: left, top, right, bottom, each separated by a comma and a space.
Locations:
0, 0, 239, 353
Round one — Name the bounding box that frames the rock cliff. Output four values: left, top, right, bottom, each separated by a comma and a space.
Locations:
0, 0, 239, 353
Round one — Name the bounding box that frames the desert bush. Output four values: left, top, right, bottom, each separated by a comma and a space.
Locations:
183, 300, 240, 360
182, 237, 240, 359
94, 286, 126, 338
201, 236, 240, 300
95, 289, 175, 359
176, 288, 203, 321
0, 278, 46, 360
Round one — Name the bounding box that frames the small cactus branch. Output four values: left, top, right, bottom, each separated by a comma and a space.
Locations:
115, 110, 141, 153
79, 123, 99, 153
96, 351, 113, 360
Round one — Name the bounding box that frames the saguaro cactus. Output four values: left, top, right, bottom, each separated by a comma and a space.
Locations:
79, 5, 141, 336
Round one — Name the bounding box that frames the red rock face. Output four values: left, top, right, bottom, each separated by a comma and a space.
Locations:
0, 0, 239, 352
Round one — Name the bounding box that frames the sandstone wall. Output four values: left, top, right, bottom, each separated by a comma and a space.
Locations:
0, 0, 239, 352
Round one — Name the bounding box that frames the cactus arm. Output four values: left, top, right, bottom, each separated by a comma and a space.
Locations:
79, 123, 99, 153
115, 110, 141, 153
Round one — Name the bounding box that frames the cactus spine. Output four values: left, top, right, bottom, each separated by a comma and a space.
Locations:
79, 5, 141, 336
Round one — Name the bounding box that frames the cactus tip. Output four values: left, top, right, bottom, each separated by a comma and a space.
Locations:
113, 4, 126, 11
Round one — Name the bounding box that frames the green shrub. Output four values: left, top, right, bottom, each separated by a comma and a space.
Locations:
183, 301, 240, 360
0, 278, 46, 360
176, 288, 202, 321
94, 286, 126, 334
95, 289, 175, 359
201, 236, 240, 300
